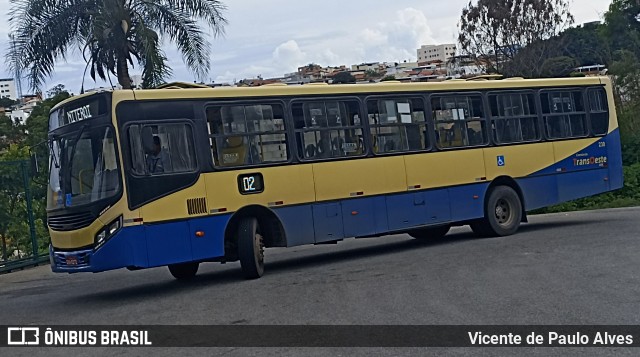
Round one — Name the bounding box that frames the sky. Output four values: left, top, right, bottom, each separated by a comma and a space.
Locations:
0, 0, 613, 95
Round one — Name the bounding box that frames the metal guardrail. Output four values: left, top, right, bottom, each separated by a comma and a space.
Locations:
0, 254, 49, 274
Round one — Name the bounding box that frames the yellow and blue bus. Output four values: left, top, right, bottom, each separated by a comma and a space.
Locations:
46, 77, 622, 279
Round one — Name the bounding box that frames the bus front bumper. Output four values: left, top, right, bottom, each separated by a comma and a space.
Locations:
49, 225, 147, 273
49, 246, 96, 273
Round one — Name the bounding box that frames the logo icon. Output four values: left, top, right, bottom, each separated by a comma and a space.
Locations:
497, 156, 505, 167
7, 327, 40, 345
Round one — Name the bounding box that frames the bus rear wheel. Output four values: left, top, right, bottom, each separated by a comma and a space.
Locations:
168, 262, 199, 280
237, 217, 264, 279
471, 186, 522, 237
408, 225, 450, 240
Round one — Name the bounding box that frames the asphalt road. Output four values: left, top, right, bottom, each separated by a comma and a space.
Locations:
1, 207, 639, 356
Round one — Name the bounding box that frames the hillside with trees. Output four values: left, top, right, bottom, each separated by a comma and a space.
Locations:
459, 0, 640, 211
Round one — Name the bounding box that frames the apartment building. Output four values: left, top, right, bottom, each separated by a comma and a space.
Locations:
417, 44, 457, 63
0, 78, 18, 101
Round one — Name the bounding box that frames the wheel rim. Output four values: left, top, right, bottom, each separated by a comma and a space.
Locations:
494, 198, 513, 226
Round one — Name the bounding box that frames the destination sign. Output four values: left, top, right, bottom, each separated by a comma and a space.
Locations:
49, 96, 108, 130
66, 105, 93, 123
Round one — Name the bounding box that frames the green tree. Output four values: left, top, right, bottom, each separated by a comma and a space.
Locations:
603, 0, 640, 59
332, 71, 356, 84
609, 50, 640, 165
0, 87, 73, 262
364, 69, 380, 79
540, 56, 578, 77
458, 0, 574, 76
0, 145, 31, 261
0, 97, 18, 109
559, 24, 611, 67
8, 0, 228, 90
0, 115, 25, 151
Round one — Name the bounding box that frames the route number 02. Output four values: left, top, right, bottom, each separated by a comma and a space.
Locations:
243, 177, 256, 192
238, 173, 264, 195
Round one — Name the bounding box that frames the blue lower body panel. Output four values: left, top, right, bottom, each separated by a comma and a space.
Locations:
50, 215, 229, 273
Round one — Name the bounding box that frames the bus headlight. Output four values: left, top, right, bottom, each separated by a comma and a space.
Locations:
95, 216, 122, 249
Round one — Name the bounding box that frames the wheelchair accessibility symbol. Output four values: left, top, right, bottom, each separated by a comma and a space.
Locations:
497, 156, 505, 167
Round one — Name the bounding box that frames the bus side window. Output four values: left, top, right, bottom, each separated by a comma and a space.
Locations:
128, 123, 197, 175
367, 97, 428, 153
293, 100, 364, 160
541, 90, 587, 140
206, 104, 288, 167
588, 88, 609, 135
489, 92, 539, 144
432, 94, 488, 148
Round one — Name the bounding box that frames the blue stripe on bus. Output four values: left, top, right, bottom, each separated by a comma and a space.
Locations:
273, 183, 488, 247
606, 129, 624, 190
533, 129, 621, 176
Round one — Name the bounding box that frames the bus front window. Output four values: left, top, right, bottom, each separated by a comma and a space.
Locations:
47, 126, 121, 210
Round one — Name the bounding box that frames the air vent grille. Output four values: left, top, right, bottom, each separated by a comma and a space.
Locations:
48, 211, 95, 231
187, 198, 207, 215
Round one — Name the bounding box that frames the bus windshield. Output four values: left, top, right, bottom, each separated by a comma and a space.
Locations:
47, 126, 121, 210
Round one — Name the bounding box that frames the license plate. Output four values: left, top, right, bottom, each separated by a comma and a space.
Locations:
65, 256, 78, 266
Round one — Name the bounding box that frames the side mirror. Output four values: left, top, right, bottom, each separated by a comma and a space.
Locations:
29, 140, 47, 174
29, 140, 51, 186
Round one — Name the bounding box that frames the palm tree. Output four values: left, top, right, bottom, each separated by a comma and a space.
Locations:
8, 0, 227, 90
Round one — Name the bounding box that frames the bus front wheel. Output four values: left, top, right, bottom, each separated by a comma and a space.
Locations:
168, 262, 199, 280
408, 225, 450, 240
471, 186, 522, 237
237, 217, 264, 279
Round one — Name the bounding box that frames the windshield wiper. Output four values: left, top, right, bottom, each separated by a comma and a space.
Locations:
49, 136, 60, 169
67, 124, 88, 168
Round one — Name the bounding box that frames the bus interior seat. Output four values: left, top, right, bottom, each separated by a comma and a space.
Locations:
305, 144, 317, 158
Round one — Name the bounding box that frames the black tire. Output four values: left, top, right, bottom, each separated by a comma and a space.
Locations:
168, 262, 199, 280
471, 186, 522, 237
408, 225, 451, 240
237, 217, 264, 279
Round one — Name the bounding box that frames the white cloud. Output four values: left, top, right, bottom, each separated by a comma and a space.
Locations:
273, 40, 307, 70
0, 0, 614, 89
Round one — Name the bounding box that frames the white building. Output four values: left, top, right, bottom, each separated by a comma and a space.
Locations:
417, 44, 457, 63
384, 61, 419, 76
8, 95, 43, 124
351, 62, 383, 73
0, 78, 18, 101
10, 109, 28, 124
131, 74, 143, 89
447, 55, 484, 79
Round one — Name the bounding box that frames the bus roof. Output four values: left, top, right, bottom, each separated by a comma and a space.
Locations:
52, 76, 608, 112
131, 76, 607, 101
